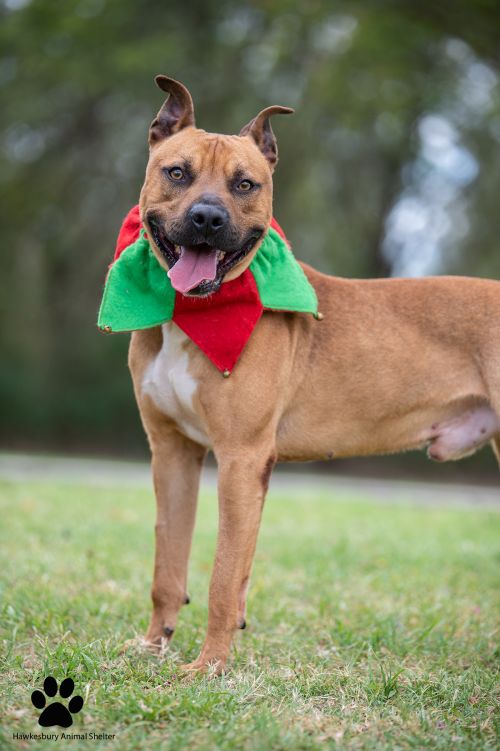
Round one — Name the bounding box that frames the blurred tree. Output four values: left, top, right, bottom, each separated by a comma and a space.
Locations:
0, 0, 499, 473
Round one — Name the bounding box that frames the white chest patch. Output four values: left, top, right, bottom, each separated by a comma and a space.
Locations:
141, 323, 210, 448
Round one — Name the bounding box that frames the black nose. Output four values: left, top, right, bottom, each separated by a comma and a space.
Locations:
188, 202, 228, 234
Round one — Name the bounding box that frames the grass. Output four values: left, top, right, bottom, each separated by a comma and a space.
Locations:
0, 476, 499, 750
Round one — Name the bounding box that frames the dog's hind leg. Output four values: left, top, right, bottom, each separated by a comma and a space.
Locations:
491, 435, 500, 469
143, 414, 206, 647
235, 453, 276, 631
481, 353, 500, 471
489, 390, 500, 471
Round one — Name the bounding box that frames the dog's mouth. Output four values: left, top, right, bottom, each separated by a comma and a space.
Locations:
147, 216, 263, 297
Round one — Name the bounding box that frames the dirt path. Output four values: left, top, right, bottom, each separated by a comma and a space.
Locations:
1, 452, 498, 507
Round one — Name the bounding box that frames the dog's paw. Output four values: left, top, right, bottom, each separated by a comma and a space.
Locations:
119, 635, 169, 656
180, 657, 226, 678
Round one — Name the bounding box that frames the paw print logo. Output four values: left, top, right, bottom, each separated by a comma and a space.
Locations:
31, 676, 84, 728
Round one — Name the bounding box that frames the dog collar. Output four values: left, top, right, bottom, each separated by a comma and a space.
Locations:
98, 205, 318, 373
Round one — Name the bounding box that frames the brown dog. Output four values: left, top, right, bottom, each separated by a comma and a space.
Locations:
128, 76, 500, 674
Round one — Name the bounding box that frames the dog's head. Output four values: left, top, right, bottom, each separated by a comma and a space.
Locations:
140, 76, 293, 296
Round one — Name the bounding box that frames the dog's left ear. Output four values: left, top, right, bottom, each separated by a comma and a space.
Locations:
239, 105, 294, 170
149, 75, 195, 145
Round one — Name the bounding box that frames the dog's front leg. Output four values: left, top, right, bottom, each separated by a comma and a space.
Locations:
145, 424, 206, 647
183, 447, 275, 674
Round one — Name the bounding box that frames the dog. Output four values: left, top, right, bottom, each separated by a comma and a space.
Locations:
127, 75, 500, 674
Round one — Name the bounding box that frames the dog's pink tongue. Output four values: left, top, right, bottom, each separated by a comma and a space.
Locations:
167, 246, 218, 293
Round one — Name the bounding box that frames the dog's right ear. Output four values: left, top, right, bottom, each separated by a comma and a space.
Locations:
239, 105, 294, 170
149, 75, 195, 145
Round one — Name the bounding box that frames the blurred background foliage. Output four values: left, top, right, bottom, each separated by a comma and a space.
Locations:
1, 0, 500, 477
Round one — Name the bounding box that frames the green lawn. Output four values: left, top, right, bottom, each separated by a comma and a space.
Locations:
0, 477, 498, 750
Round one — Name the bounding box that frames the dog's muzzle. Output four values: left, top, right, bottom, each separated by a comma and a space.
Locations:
147, 213, 264, 297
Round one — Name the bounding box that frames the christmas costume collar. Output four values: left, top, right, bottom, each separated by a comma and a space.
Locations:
98, 205, 318, 374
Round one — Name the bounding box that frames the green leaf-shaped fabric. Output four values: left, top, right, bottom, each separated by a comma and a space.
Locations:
250, 227, 318, 313
98, 231, 175, 332
98, 226, 317, 333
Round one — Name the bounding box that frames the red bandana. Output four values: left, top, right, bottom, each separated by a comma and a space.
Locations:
113, 206, 290, 373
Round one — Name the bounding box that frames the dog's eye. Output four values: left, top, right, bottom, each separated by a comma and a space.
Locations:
168, 167, 184, 181
237, 179, 254, 192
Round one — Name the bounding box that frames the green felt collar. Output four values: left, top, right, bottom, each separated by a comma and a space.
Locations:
98, 226, 318, 333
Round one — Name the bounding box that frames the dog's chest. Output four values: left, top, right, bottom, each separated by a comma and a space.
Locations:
141, 324, 210, 447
